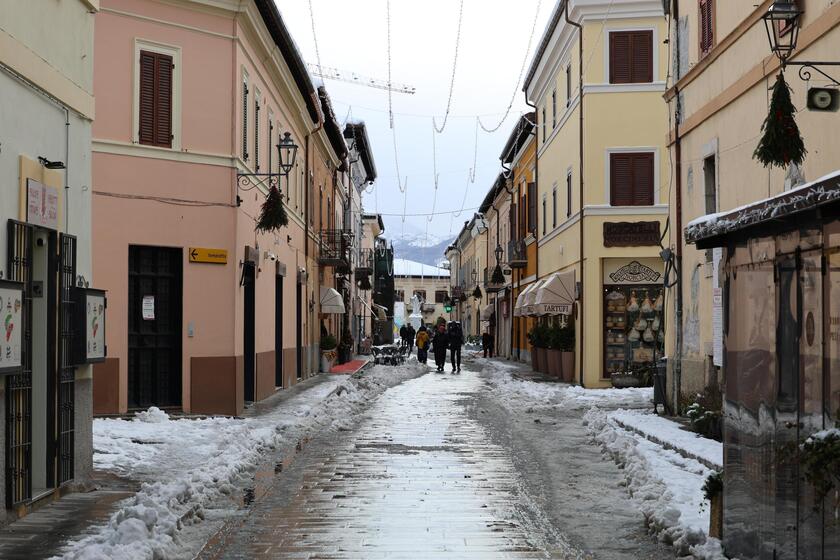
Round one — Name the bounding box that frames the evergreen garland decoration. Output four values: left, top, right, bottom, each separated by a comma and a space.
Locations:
255, 185, 289, 233
753, 72, 807, 169
357, 275, 372, 291
490, 265, 505, 285
473, 285, 482, 299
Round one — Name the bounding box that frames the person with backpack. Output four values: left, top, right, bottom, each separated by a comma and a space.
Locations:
447, 321, 464, 372
415, 325, 430, 364
431, 323, 449, 372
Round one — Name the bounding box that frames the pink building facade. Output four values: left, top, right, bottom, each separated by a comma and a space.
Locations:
92, 0, 349, 415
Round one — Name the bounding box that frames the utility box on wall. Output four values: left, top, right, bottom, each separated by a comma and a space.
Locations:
71, 287, 107, 365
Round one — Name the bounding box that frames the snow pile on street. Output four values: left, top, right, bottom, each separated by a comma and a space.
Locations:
583, 408, 726, 560
479, 359, 652, 411
59, 363, 427, 560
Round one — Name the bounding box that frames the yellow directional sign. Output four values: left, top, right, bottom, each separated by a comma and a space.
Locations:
189, 247, 228, 264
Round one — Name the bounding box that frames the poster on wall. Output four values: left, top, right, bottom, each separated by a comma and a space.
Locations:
712, 248, 723, 367
142, 295, 155, 321
26, 178, 59, 230
0, 280, 24, 375
86, 290, 106, 362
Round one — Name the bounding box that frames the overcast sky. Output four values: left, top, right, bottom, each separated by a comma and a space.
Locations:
276, 0, 555, 245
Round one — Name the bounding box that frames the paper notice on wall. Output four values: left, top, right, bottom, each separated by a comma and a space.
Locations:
142, 295, 155, 321
712, 247, 723, 367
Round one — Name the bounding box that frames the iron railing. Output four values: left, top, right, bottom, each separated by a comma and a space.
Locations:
508, 238, 527, 268
319, 229, 352, 270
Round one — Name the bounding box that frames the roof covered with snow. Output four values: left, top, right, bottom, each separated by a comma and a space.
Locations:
685, 169, 840, 247
392, 258, 450, 278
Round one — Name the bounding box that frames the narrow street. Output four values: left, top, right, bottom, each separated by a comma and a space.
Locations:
198, 360, 672, 559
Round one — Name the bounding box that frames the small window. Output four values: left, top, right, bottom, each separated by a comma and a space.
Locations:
609, 30, 653, 84
435, 290, 447, 303
242, 75, 249, 160
703, 155, 716, 215
395, 289, 405, 302
267, 114, 274, 172
138, 50, 173, 148
413, 289, 427, 301
542, 108, 546, 141
542, 196, 547, 235
527, 182, 537, 235
699, 0, 715, 57
566, 64, 572, 106
552, 187, 557, 228
566, 171, 573, 217
552, 90, 557, 128
610, 152, 654, 206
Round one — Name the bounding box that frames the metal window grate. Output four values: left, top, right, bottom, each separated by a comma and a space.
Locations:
58, 234, 76, 485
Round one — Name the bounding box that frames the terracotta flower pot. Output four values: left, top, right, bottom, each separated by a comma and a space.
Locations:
560, 351, 575, 382
546, 349, 561, 377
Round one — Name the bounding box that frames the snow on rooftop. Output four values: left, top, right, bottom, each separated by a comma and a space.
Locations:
392, 258, 450, 277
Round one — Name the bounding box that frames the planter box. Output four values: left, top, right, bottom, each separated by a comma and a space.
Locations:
536, 347, 549, 374
546, 349, 561, 378
531, 346, 542, 373
560, 351, 575, 382
320, 353, 336, 373
709, 493, 723, 539
610, 374, 645, 388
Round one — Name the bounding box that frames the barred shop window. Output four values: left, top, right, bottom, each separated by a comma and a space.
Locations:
610, 152, 654, 206
609, 30, 653, 84
139, 50, 173, 148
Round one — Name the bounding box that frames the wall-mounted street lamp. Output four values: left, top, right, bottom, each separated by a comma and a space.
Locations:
762, 0, 840, 87
237, 131, 299, 191
494, 244, 503, 265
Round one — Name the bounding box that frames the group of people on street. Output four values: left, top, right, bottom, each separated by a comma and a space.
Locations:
400, 319, 464, 372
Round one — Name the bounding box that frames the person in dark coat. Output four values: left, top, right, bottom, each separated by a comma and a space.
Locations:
482, 329, 495, 358
405, 324, 416, 356
431, 323, 449, 372
447, 321, 464, 372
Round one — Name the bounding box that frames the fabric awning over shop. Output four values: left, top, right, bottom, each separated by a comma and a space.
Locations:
372, 304, 388, 321
320, 286, 345, 314
513, 282, 536, 317
534, 270, 575, 316
522, 279, 546, 316
480, 303, 494, 321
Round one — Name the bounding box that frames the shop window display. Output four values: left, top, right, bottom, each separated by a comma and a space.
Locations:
604, 285, 663, 377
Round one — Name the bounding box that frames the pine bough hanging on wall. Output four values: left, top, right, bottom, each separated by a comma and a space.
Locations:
753, 72, 807, 169
255, 185, 289, 233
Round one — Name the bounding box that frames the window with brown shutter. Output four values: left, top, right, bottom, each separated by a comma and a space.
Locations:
610, 152, 654, 206
510, 202, 517, 241
138, 50, 173, 148
242, 79, 249, 161
527, 182, 537, 234
699, 0, 715, 57
609, 30, 653, 84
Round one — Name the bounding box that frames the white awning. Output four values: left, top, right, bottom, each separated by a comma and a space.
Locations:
513, 282, 536, 317
372, 304, 388, 321
320, 286, 345, 314
480, 303, 495, 321
522, 279, 546, 317
534, 270, 575, 316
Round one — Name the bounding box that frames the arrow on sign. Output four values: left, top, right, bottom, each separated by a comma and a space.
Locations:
190, 249, 199, 260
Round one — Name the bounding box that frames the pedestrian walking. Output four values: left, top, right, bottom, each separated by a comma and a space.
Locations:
399, 324, 410, 354
482, 329, 494, 358
415, 325, 430, 364
406, 324, 416, 356
431, 323, 449, 372
447, 321, 464, 372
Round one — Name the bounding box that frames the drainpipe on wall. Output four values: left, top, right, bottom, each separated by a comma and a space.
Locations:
306, 104, 324, 377
565, 0, 585, 387
671, 0, 684, 414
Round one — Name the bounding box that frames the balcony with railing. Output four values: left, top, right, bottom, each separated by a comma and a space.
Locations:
451, 285, 465, 301
355, 248, 374, 277
507, 239, 527, 268
319, 229, 352, 271
421, 303, 437, 313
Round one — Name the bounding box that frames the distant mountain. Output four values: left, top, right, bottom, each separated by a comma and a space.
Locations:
389, 234, 453, 268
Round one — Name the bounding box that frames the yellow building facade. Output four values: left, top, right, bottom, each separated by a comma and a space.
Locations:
525, 0, 669, 387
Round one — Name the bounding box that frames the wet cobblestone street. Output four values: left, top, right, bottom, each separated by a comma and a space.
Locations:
201, 365, 577, 559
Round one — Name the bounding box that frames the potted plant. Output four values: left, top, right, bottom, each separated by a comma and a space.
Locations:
320, 334, 337, 373
556, 323, 575, 382
337, 329, 354, 364
545, 325, 561, 378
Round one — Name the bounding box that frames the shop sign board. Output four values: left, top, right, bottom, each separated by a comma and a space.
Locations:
0, 280, 24, 374
603, 258, 663, 285
603, 221, 661, 247
189, 247, 228, 264
27, 179, 60, 230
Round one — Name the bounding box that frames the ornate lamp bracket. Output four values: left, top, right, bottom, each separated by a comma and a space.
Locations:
785, 61, 840, 87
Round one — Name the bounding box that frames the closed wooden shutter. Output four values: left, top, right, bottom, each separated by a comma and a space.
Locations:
699, 0, 714, 56
609, 31, 653, 84
527, 182, 537, 234
610, 153, 654, 206
138, 51, 172, 148
510, 202, 517, 240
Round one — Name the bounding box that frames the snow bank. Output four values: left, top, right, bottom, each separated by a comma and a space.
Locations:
479, 359, 652, 411
59, 363, 427, 560
583, 408, 727, 560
